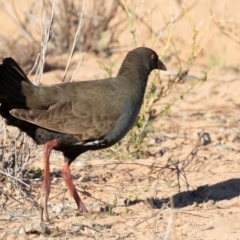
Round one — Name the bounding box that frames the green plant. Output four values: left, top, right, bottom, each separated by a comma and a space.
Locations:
104, 196, 118, 216
100, 2, 213, 160
97, 59, 116, 78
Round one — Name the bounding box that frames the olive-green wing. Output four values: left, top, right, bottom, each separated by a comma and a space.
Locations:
10, 98, 121, 141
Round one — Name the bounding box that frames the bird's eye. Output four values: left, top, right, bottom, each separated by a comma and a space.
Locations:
151, 54, 156, 59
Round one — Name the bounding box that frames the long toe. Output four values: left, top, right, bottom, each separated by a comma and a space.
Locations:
38, 192, 50, 222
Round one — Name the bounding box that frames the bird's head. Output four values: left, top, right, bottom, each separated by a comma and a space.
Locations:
118, 47, 167, 78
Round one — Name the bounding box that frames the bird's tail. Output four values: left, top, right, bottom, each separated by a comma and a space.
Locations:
0, 57, 33, 108
0, 58, 38, 136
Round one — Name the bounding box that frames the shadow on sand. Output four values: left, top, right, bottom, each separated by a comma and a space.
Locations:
151, 178, 240, 209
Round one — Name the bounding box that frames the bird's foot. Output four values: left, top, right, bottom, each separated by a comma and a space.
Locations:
37, 187, 50, 222
38, 199, 50, 222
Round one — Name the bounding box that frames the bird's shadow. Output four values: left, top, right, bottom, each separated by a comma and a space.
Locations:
152, 178, 240, 209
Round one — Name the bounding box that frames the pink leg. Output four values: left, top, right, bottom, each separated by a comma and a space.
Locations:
39, 139, 58, 222
62, 162, 88, 213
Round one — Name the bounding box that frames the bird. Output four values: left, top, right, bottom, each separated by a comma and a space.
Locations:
0, 47, 167, 221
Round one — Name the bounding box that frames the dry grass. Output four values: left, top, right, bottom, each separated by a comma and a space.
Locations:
0, 0, 124, 71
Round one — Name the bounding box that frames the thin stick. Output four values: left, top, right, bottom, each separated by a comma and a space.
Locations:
70, 52, 86, 82
34, 0, 56, 85
62, 0, 88, 82
134, 202, 169, 227
157, 0, 199, 35
29, 53, 40, 78
0, 188, 24, 205
40, 0, 56, 84
0, 170, 29, 187
164, 197, 174, 240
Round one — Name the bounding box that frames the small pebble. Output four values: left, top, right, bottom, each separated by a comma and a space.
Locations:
52, 204, 64, 213
148, 138, 156, 145
205, 199, 215, 207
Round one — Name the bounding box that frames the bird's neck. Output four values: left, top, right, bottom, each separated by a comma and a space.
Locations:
117, 63, 149, 92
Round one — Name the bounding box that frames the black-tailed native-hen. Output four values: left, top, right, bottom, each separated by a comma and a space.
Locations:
0, 47, 167, 221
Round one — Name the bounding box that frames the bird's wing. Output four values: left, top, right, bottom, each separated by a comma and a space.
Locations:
10, 98, 122, 141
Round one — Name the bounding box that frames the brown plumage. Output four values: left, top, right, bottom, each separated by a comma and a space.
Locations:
0, 47, 167, 221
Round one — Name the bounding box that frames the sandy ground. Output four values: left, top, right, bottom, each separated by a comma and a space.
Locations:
1, 0, 240, 239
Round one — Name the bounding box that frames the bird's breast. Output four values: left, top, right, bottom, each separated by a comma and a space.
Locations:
104, 96, 143, 146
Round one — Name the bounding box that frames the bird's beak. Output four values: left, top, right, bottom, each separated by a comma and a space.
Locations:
157, 59, 167, 71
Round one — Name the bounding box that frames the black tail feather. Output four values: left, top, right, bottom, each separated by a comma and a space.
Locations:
0, 58, 37, 138
0, 57, 31, 107
2, 58, 30, 81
